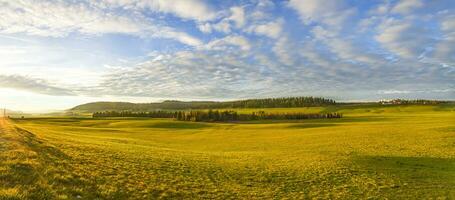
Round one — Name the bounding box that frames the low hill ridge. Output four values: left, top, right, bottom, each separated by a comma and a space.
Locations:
71, 97, 336, 112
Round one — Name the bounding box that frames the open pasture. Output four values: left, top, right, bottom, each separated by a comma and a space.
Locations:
1, 104, 454, 199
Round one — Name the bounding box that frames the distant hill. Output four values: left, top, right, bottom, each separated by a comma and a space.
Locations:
71, 102, 139, 112
70, 97, 337, 112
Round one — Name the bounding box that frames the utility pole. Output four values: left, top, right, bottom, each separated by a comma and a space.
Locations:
3, 108, 5, 118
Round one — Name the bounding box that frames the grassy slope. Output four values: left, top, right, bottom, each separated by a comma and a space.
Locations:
1, 105, 454, 199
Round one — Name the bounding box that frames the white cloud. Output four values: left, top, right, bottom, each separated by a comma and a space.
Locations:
358, 16, 381, 32
273, 36, 296, 66
299, 42, 333, 67
391, 0, 424, 15
375, 18, 433, 58
95, 0, 217, 21
288, 0, 355, 27
198, 23, 212, 33
211, 21, 232, 33
310, 25, 380, 64
205, 35, 251, 51
0, 1, 139, 36
143, 0, 216, 21
369, 2, 390, 15
311, 26, 337, 39
98, 49, 269, 98
0, 75, 74, 96
199, 6, 246, 34
248, 19, 283, 39
433, 15, 455, 64
228, 6, 246, 28
250, 0, 275, 20
157, 29, 203, 46
330, 39, 379, 64
198, 20, 233, 35
0, 0, 202, 46
441, 15, 455, 31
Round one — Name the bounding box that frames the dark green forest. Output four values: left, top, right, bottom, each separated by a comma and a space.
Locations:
92, 110, 342, 122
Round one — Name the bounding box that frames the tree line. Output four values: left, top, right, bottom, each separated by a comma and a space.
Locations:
93, 110, 342, 122
210, 96, 336, 108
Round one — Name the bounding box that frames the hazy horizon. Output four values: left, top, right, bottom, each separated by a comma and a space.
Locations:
1, 0, 454, 112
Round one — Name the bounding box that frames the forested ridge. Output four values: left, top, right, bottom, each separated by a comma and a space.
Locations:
72, 97, 336, 112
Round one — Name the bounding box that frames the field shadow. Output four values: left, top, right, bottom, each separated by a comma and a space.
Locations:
0, 125, 102, 199
286, 123, 338, 129
354, 155, 455, 174
15, 127, 70, 160
145, 121, 214, 129
434, 103, 455, 111
351, 155, 455, 197
232, 116, 391, 125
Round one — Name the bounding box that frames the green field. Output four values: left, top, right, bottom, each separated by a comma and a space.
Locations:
1, 104, 455, 199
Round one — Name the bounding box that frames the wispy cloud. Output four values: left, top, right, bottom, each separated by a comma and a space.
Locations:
97, 49, 267, 98
288, 0, 356, 28
93, 0, 217, 21
391, 0, 424, 14
375, 18, 434, 59
0, 75, 74, 96
247, 19, 283, 39
0, 0, 203, 46
204, 35, 251, 52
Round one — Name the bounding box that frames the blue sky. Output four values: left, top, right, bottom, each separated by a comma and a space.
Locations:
0, 0, 454, 112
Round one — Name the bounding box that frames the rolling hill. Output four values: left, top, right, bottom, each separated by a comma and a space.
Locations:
70, 97, 337, 112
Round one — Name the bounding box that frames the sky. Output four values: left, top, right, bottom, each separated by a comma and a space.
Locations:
0, 0, 454, 112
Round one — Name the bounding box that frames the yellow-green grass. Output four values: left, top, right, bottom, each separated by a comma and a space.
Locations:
1, 105, 454, 199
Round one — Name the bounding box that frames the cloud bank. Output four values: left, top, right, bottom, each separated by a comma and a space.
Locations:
0, 0, 454, 102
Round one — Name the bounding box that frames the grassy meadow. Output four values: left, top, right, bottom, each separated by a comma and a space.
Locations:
1, 104, 454, 199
